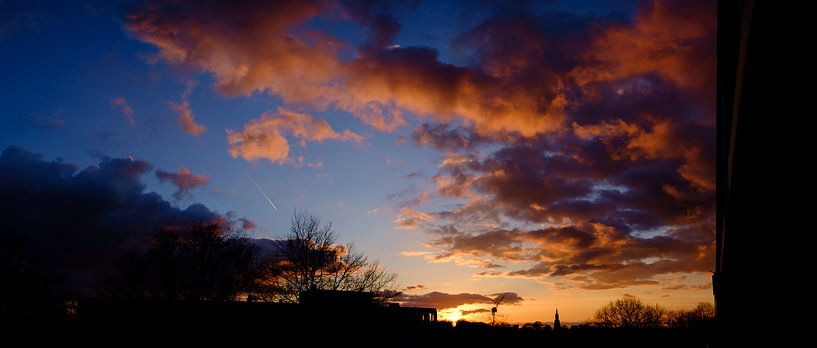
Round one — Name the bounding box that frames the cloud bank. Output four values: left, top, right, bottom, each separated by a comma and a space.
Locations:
398, 291, 523, 310
0, 146, 244, 292
125, 0, 716, 290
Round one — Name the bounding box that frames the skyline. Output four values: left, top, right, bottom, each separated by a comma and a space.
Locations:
0, 0, 715, 323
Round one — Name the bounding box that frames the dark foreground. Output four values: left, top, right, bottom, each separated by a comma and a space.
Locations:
4, 301, 716, 347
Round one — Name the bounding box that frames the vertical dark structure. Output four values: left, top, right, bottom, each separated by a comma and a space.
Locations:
715, 0, 755, 325
553, 309, 561, 330
716, 0, 779, 334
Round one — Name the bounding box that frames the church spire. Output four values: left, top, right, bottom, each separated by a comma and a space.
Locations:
554, 308, 561, 330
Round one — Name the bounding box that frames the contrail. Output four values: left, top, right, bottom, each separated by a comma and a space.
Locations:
245, 170, 278, 211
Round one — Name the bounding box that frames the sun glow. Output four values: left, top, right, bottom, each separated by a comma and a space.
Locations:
447, 311, 461, 324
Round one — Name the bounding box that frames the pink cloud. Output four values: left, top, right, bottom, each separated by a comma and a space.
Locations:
155, 166, 210, 200
111, 97, 136, 125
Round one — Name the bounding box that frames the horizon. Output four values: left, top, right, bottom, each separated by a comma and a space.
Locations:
0, 0, 715, 323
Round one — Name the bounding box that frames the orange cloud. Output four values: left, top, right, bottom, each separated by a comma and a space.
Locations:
573, 119, 640, 140
227, 107, 363, 164
126, 0, 714, 141
125, 1, 567, 137
170, 82, 206, 136
126, 0, 339, 101
572, 0, 715, 96
337, 48, 566, 136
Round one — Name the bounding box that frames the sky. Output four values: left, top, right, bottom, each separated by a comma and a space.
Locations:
0, 0, 715, 323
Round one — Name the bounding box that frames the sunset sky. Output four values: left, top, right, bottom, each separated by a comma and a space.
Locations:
0, 0, 715, 323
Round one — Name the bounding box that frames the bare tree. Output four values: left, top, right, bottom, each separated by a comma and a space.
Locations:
1, 226, 69, 320
591, 295, 667, 328
107, 224, 260, 302
257, 211, 398, 303
667, 302, 715, 328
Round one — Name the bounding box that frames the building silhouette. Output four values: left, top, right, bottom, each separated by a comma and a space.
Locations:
554, 309, 561, 330
76, 290, 437, 326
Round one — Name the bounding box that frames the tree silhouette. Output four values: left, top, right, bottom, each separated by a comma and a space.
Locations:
591, 295, 667, 328
106, 224, 259, 301
1, 227, 68, 320
667, 302, 715, 328
255, 211, 398, 303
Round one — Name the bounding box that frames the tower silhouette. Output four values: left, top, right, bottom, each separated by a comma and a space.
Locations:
554, 308, 561, 330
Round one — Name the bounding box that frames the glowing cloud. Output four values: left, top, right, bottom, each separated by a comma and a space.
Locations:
170, 82, 207, 136
227, 107, 363, 164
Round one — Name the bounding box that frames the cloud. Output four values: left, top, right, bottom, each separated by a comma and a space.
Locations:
227, 107, 363, 164
125, 0, 575, 137
170, 81, 206, 136
411, 123, 486, 151
402, 171, 424, 179
27, 110, 65, 131
409, 124, 715, 289
238, 217, 257, 231
0, 146, 246, 293
32, 118, 65, 130
124, 0, 713, 138
459, 224, 713, 289
394, 207, 433, 230
461, 308, 490, 316
571, 0, 716, 99
401, 64, 715, 289
155, 166, 210, 200
404, 284, 426, 291
125, 0, 340, 101
397, 291, 523, 310
400, 250, 432, 257
111, 97, 136, 125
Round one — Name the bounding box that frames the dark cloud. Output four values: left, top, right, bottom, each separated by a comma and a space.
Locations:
404, 284, 426, 291
387, 184, 428, 208
397, 291, 522, 310
411, 123, 487, 151
341, 0, 417, 53
491, 292, 523, 305
432, 222, 712, 289
0, 146, 244, 293
238, 217, 257, 231
401, 171, 424, 179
